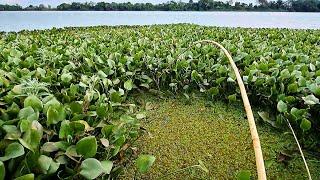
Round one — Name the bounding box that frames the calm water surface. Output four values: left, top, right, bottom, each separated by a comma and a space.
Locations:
0, 11, 320, 31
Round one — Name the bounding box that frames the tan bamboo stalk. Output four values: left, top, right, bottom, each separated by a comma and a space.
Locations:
191, 40, 267, 180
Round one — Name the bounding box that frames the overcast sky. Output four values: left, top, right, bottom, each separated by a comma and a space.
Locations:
1, 0, 256, 7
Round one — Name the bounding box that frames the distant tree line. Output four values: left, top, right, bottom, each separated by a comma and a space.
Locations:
1, 0, 320, 12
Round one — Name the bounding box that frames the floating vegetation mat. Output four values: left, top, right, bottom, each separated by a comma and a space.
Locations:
122, 96, 320, 179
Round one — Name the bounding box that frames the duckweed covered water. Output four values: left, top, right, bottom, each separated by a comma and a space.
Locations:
122, 96, 320, 179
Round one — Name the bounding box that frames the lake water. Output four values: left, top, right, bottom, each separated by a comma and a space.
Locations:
1, 11, 320, 32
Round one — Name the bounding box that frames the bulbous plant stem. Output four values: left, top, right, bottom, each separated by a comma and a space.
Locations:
185, 40, 267, 180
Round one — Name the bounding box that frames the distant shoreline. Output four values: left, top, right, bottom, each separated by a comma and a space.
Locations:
1, 0, 319, 12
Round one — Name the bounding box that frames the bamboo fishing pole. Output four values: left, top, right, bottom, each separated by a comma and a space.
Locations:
188, 40, 267, 180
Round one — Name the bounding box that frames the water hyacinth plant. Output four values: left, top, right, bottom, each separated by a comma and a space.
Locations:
0, 24, 319, 179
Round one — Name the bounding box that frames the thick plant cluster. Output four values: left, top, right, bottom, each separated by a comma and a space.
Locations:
0, 24, 319, 179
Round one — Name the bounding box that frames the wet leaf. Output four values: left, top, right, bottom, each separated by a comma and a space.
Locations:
136, 154, 155, 173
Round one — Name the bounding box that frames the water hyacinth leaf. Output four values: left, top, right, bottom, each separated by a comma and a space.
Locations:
43, 97, 61, 113
41, 142, 59, 152
290, 107, 306, 120
76, 136, 97, 158
300, 118, 311, 131
69, 121, 85, 135
110, 91, 122, 103
75, 120, 92, 131
96, 104, 108, 118
237, 170, 251, 180
115, 135, 126, 147
47, 106, 62, 125
280, 69, 290, 79
61, 73, 73, 83
302, 95, 319, 105
277, 100, 287, 113
65, 145, 79, 157
7, 102, 20, 116
298, 77, 306, 87
135, 154, 156, 173
101, 125, 114, 138
0, 142, 24, 161
0, 161, 4, 180
80, 158, 104, 179
111, 146, 120, 157
3, 125, 21, 140
46, 103, 65, 125
208, 87, 219, 96
19, 120, 43, 152
18, 106, 35, 120
38, 155, 60, 174
101, 160, 113, 174
228, 94, 237, 102
12, 85, 22, 94
258, 111, 276, 127
69, 102, 82, 114
14, 174, 34, 180
287, 83, 298, 93
24, 95, 43, 111
309, 84, 320, 96
59, 120, 72, 139
124, 79, 133, 90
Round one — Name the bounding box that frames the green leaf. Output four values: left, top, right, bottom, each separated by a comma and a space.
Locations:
3, 125, 21, 140
19, 120, 43, 152
258, 111, 276, 127
287, 83, 298, 93
46, 105, 65, 125
101, 125, 114, 138
237, 170, 251, 180
96, 104, 108, 118
59, 120, 72, 139
228, 94, 237, 102
18, 107, 35, 120
290, 107, 306, 120
110, 91, 122, 103
124, 79, 133, 90
302, 95, 319, 105
277, 100, 287, 113
0, 142, 25, 161
309, 84, 320, 96
76, 136, 97, 158
280, 69, 290, 79
14, 174, 34, 180
41, 142, 59, 152
43, 97, 61, 113
0, 161, 5, 180
208, 87, 219, 96
101, 160, 113, 174
136, 154, 156, 173
69, 102, 83, 114
24, 95, 43, 111
300, 118, 311, 131
61, 73, 73, 83
38, 155, 60, 174
80, 158, 103, 179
